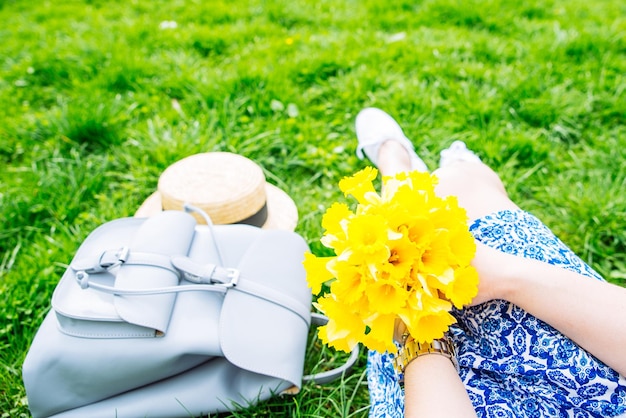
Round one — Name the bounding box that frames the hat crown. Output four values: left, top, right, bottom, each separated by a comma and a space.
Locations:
158, 153, 266, 225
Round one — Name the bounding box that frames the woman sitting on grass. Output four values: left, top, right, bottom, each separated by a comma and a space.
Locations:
355, 107, 626, 418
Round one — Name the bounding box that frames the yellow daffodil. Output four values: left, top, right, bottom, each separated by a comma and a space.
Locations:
422, 268, 456, 293
446, 265, 480, 309
403, 308, 457, 344
338, 166, 378, 203
404, 217, 435, 251
328, 261, 369, 306
320, 202, 353, 252
344, 214, 397, 266
362, 313, 397, 353
302, 252, 335, 295
419, 230, 453, 275
366, 278, 408, 315
303, 168, 479, 354
385, 235, 420, 280
399, 291, 456, 343
448, 226, 477, 266
315, 295, 364, 352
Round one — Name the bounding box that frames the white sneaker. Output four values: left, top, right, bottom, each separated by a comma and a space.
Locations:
355, 107, 428, 172
439, 140, 481, 167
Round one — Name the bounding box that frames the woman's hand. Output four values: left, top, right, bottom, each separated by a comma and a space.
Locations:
468, 241, 517, 306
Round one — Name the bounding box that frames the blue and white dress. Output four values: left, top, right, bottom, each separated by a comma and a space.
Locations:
367, 210, 626, 417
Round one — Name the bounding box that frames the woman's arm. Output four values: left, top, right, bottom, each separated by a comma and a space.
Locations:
403, 354, 476, 418
471, 242, 626, 376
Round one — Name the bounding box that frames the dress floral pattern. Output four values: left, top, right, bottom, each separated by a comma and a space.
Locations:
367, 210, 626, 418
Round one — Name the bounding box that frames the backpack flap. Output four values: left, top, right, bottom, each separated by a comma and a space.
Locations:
219, 229, 312, 390
52, 211, 197, 338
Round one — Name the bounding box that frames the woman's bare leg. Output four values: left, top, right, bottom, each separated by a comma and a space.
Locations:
377, 142, 520, 221
433, 162, 520, 220
376, 140, 413, 177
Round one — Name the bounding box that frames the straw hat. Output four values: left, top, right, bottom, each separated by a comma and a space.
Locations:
135, 152, 298, 231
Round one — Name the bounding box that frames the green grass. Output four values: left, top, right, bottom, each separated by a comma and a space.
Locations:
1, 0, 625, 416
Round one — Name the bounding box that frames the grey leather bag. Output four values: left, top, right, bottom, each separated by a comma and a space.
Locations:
23, 208, 358, 418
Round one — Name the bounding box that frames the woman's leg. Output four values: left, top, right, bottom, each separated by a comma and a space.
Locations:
376, 140, 413, 176
377, 141, 520, 221
433, 161, 520, 221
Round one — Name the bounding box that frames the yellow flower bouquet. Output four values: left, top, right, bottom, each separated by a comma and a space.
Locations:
304, 167, 479, 354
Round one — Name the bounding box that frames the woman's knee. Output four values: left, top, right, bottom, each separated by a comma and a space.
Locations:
433, 162, 519, 220
434, 162, 505, 195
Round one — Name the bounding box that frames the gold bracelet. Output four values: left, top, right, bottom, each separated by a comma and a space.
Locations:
393, 336, 459, 375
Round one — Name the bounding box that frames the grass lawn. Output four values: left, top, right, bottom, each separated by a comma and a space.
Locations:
1, 0, 625, 416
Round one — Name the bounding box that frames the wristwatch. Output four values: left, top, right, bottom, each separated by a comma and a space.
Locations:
393, 335, 459, 376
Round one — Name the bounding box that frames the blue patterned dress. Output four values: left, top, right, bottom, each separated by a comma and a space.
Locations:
367, 210, 626, 417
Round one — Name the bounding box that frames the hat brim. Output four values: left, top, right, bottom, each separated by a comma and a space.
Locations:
134, 183, 298, 231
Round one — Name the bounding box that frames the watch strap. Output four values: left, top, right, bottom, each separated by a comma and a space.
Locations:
393, 337, 459, 375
